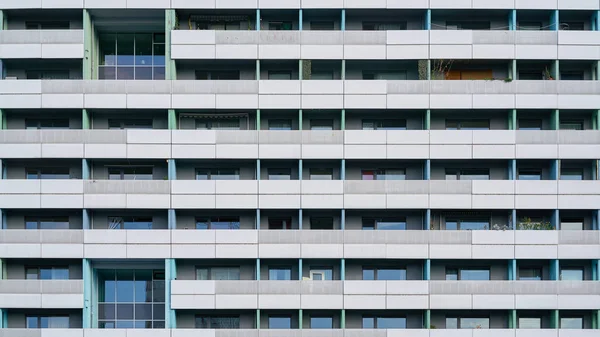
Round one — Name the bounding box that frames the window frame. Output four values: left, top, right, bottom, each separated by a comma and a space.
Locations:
107, 216, 153, 230
26, 167, 70, 180
309, 267, 333, 280
25, 216, 70, 230
445, 267, 491, 281
195, 216, 241, 230
560, 267, 584, 281
362, 217, 407, 230
445, 119, 490, 130
268, 315, 293, 329
268, 119, 293, 130
309, 167, 334, 180
108, 166, 154, 180
26, 315, 70, 329
310, 315, 334, 329
268, 266, 293, 280
195, 266, 241, 280
195, 168, 240, 181
267, 168, 292, 180
518, 317, 542, 329
518, 267, 543, 281
362, 315, 407, 329
362, 266, 407, 281
25, 266, 70, 280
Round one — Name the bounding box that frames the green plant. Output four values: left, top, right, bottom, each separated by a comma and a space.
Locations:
431, 59, 454, 80
430, 324, 436, 329
504, 77, 513, 83
517, 217, 554, 230
543, 67, 554, 80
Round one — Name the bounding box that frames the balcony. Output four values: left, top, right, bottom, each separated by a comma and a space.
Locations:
0, 280, 83, 309
0, 30, 84, 59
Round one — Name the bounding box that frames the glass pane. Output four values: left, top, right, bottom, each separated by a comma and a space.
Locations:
99, 321, 115, 329
115, 270, 134, 302
115, 321, 134, 328
153, 321, 166, 329
311, 269, 333, 280
196, 268, 209, 280
39, 220, 69, 230
99, 303, 116, 320
446, 269, 458, 281
461, 269, 491, 281
134, 67, 153, 80
561, 221, 583, 230
361, 170, 375, 180
377, 317, 406, 329
519, 119, 543, 130
117, 67, 135, 80
376, 220, 406, 230
268, 169, 291, 180
311, 317, 333, 329
211, 267, 240, 280
152, 280, 165, 302
268, 119, 292, 130
135, 34, 153, 66
461, 318, 489, 329
362, 269, 375, 280
460, 169, 490, 181
134, 270, 152, 302
99, 66, 116, 80
153, 66, 166, 80
40, 267, 69, 280
135, 303, 153, 320
153, 303, 165, 320
26, 317, 38, 328
46, 317, 69, 328
380, 169, 406, 180
519, 170, 542, 180
269, 316, 291, 329
519, 268, 542, 280
446, 317, 458, 329
26, 268, 38, 279
561, 317, 583, 329
459, 220, 489, 230
561, 268, 584, 281
376, 269, 406, 280
519, 317, 541, 329
102, 270, 116, 302
116, 304, 134, 320
116, 34, 135, 65
362, 317, 375, 328
561, 169, 583, 180
100, 33, 116, 66
269, 268, 292, 280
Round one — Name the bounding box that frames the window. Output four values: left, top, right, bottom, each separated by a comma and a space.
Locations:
446, 317, 490, 329
519, 21, 542, 30
446, 120, 490, 130
519, 317, 542, 329
362, 71, 407, 80
560, 120, 584, 130
310, 119, 334, 130
362, 218, 406, 230
560, 267, 584, 281
560, 71, 584, 81
519, 70, 543, 80
519, 268, 542, 281
446, 268, 490, 280
362, 316, 406, 329
310, 268, 333, 280
108, 217, 152, 230
108, 119, 153, 130
25, 119, 69, 130
195, 21, 240, 30
195, 70, 240, 80
445, 169, 490, 181
269, 267, 292, 280
196, 169, 240, 180
561, 21, 585, 31
561, 218, 584, 231
446, 21, 491, 30
196, 316, 240, 329
196, 118, 241, 130
445, 218, 490, 230
362, 119, 406, 130
363, 22, 407, 30
98, 269, 165, 329
26, 168, 70, 180
309, 168, 333, 180
196, 267, 240, 280
518, 119, 543, 130
362, 169, 406, 180
269, 22, 293, 30
196, 217, 240, 230
26, 70, 70, 79
310, 71, 334, 80
26, 21, 70, 29
268, 168, 292, 180
561, 317, 583, 329
310, 316, 333, 329
268, 71, 292, 80
268, 217, 292, 230
363, 267, 406, 280
26, 266, 69, 280
311, 217, 334, 230
25, 217, 69, 230
26, 316, 69, 329
269, 315, 292, 328
108, 167, 153, 180
561, 168, 583, 180
99, 33, 165, 80
311, 21, 334, 30
518, 169, 542, 181
268, 119, 292, 130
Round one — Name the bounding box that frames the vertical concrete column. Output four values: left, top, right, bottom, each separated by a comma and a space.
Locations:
82, 258, 92, 328
256, 259, 261, 280
511, 209, 517, 230
551, 10, 559, 31
168, 110, 177, 130
299, 309, 303, 329
165, 259, 177, 328
509, 109, 517, 130
298, 209, 303, 230
425, 9, 431, 30
0, 9, 3, 78
83, 10, 93, 79
424, 160, 431, 180
82, 109, 90, 129
424, 259, 431, 328
168, 209, 176, 230
298, 259, 303, 280
424, 110, 430, 130
83, 209, 90, 229
509, 310, 517, 328
256, 9, 261, 31
341, 110, 345, 130
0, 109, 5, 129
168, 159, 177, 180
298, 110, 303, 130
593, 110, 599, 130
424, 310, 431, 329
82, 159, 90, 180
551, 259, 560, 280
553, 209, 560, 230
165, 9, 177, 80
256, 109, 261, 130
509, 259, 517, 280
340, 209, 345, 230
592, 11, 598, 31
425, 209, 430, 230
509, 160, 516, 180
509, 9, 517, 30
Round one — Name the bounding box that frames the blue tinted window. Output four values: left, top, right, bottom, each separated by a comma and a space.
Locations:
269, 316, 291, 329
269, 268, 292, 280
310, 317, 333, 329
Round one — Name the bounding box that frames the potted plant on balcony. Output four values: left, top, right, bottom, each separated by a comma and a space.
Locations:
517, 217, 554, 230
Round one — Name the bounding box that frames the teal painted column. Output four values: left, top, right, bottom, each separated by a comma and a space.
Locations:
511, 209, 517, 230
298, 110, 303, 130
298, 259, 303, 280
168, 159, 177, 180
82, 109, 90, 129
508, 259, 517, 280
256, 259, 261, 280
298, 209, 303, 230
425, 209, 430, 230
551, 10, 559, 31
551, 259, 560, 280
299, 9, 303, 31
553, 209, 560, 230
340, 259, 345, 280
168, 209, 176, 230
165, 259, 177, 328
509, 9, 517, 30
341, 110, 345, 130
0, 109, 5, 129
509, 109, 517, 130
341, 9, 345, 30
551, 159, 559, 180
424, 110, 430, 130
551, 110, 559, 130
165, 9, 177, 80
256, 9, 261, 30
82, 159, 90, 180
256, 209, 260, 229
424, 259, 431, 328
1, 209, 6, 229
341, 209, 345, 230
424, 160, 431, 180
341, 159, 345, 180
83, 9, 93, 79
82, 258, 92, 328
591, 260, 598, 280
83, 209, 90, 229
168, 110, 177, 130
509, 160, 516, 180
425, 9, 431, 30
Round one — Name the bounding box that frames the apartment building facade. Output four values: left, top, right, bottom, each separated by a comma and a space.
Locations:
0, 0, 600, 336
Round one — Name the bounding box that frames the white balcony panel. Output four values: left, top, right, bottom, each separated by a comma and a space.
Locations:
215, 244, 258, 258
515, 294, 557, 309
172, 245, 216, 259
259, 294, 300, 309
430, 30, 473, 44
515, 94, 558, 109
516, 45, 558, 59
216, 144, 259, 159
215, 45, 258, 59
259, 80, 300, 94
302, 0, 343, 8
302, 195, 344, 209
301, 80, 343, 94
0, 0, 42, 8
41, 294, 83, 308
515, 181, 558, 195
387, 195, 429, 209
430, 295, 472, 309
0, 195, 41, 209
259, 194, 301, 209
216, 180, 258, 195
472, 244, 515, 259
344, 0, 385, 8
430, 145, 472, 159
41, 94, 83, 108
0, 44, 41, 58
41, 244, 83, 258
515, 230, 558, 245
127, 245, 171, 258
473, 94, 515, 109
344, 295, 386, 309
387, 30, 429, 44
0, 144, 41, 158
171, 30, 215, 45
558, 195, 600, 210
472, 45, 515, 59
558, 31, 600, 45
430, 244, 472, 259
259, 144, 301, 159
386, 244, 429, 259
343, 46, 386, 59
127, 94, 171, 109
301, 45, 344, 59
172, 145, 216, 159
344, 244, 386, 259
301, 294, 343, 309
515, 195, 558, 209
41, 144, 84, 158
84, 94, 127, 109
472, 180, 515, 195
301, 244, 343, 258
386, 45, 429, 59
215, 195, 258, 209
84, 144, 127, 158
430, 94, 473, 109
558, 181, 600, 195
171, 230, 215, 244
345, 130, 386, 144
387, 295, 429, 309
344, 95, 387, 109
171, 0, 215, 8
558, 144, 600, 159
216, 0, 258, 8
558, 95, 600, 109
515, 245, 558, 259
472, 0, 516, 9
0, 294, 41, 308
259, 95, 301, 109
472, 294, 515, 309
0, 95, 42, 109
387, 94, 430, 109
343, 281, 385, 295
471, 195, 515, 209
472, 145, 515, 159
215, 295, 257, 309
516, 330, 556, 337
301, 144, 343, 159
216, 230, 257, 244
172, 295, 215, 309
127, 130, 170, 144
302, 95, 344, 109
430, 45, 472, 59
558, 46, 600, 60
429, 194, 472, 209
558, 244, 600, 259
0, 180, 40, 194
472, 230, 515, 245
84, 230, 127, 244
558, 0, 598, 9
344, 194, 386, 209
515, 144, 558, 159
215, 94, 258, 109
259, 244, 301, 258
258, 45, 300, 59
473, 130, 516, 144
126, 145, 171, 159
42, 44, 83, 58
85, 0, 126, 7
172, 130, 216, 144
172, 195, 216, 209
171, 180, 215, 194
345, 80, 386, 94
41, 195, 83, 209
344, 145, 387, 159
84, 244, 127, 259
430, 331, 474, 337
516, 0, 558, 9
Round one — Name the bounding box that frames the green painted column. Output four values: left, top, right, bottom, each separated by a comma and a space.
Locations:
508, 310, 517, 328
168, 110, 177, 130
256, 109, 261, 130
424, 109, 431, 130
341, 60, 345, 80
299, 309, 303, 329
299, 110, 303, 130
594, 110, 599, 130
165, 259, 177, 328
424, 310, 430, 329
552, 310, 559, 328
341, 110, 345, 130
340, 309, 345, 329
82, 109, 90, 129
551, 110, 560, 130
83, 10, 93, 80
509, 109, 517, 130
0, 109, 5, 129
165, 9, 177, 80
256, 309, 261, 328
82, 259, 92, 328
